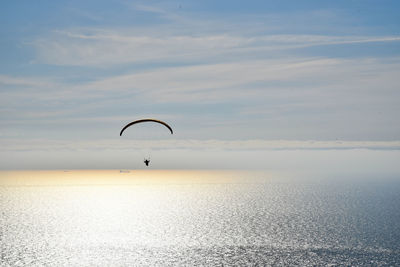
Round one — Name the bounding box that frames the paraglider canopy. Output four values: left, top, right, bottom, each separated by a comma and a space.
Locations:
119, 119, 173, 136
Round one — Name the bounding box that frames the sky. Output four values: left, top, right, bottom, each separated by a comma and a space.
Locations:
1, 0, 400, 169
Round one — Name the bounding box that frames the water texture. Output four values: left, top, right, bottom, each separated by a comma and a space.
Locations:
1, 171, 400, 266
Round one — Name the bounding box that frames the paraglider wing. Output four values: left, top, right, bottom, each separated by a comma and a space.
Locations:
120, 119, 173, 136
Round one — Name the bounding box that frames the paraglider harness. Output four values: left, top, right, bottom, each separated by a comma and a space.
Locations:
144, 158, 150, 166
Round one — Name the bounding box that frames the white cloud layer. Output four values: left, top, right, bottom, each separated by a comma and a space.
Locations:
2, 139, 400, 151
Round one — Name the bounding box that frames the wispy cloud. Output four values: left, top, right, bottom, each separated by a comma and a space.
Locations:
29, 2, 400, 67
33, 28, 400, 66
0, 75, 55, 88
71, 56, 400, 105
2, 56, 399, 141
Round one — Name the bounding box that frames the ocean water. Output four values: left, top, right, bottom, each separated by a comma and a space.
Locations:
1, 170, 400, 266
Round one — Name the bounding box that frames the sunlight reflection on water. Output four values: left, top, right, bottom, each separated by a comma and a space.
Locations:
1, 170, 400, 265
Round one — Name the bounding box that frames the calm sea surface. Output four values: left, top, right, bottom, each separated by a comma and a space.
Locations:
1, 170, 400, 266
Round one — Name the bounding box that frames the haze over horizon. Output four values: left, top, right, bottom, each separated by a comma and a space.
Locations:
1, 0, 400, 169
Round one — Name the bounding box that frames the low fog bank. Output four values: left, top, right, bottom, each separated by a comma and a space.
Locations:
1, 148, 400, 179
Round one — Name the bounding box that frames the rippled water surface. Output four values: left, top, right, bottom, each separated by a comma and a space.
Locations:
1, 170, 400, 266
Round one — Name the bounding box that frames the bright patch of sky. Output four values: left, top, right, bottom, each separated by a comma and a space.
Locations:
1, 0, 400, 169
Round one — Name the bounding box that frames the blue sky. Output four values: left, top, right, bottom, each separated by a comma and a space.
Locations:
1, 0, 400, 169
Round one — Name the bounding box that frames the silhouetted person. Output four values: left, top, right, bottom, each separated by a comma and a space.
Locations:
144, 158, 150, 166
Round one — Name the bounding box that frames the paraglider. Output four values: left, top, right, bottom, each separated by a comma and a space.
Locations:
120, 119, 173, 136
120, 119, 173, 166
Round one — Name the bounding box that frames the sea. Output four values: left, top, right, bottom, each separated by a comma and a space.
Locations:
1, 169, 400, 266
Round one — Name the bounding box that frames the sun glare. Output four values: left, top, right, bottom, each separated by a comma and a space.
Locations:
0, 170, 273, 187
